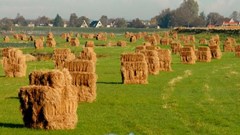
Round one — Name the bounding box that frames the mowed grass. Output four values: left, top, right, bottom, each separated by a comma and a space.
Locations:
0, 32, 240, 135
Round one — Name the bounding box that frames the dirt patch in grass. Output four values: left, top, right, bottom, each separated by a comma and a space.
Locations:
168, 70, 192, 86
97, 54, 108, 58
30, 52, 53, 61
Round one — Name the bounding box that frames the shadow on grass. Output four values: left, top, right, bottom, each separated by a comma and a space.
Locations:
97, 81, 122, 85
5, 97, 19, 100
0, 123, 24, 128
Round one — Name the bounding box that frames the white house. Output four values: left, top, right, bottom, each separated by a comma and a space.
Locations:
89, 21, 103, 28
28, 22, 35, 27
80, 20, 88, 28
48, 24, 53, 27
106, 21, 115, 28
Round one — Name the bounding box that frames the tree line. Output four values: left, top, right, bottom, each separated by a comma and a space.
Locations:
0, 0, 239, 30
153, 0, 240, 28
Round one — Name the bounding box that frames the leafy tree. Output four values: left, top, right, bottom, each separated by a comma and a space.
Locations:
115, 18, 127, 28
99, 15, 108, 27
174, 0, 199, 27
191, 11, 207, 27
149, 17, 158, 27
35, 16, 50, 26
77, 16, 90, 27
230, 11, 240, 21
155, 8, 173, 28
129, 18, 145, 28
0, 17, 13, 31
53, 14, 64, 27
207, 12, 225, 25
14, 13, 27, 26
69, 13, 78, 27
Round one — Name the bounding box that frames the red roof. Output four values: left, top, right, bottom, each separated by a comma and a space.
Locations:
223, 19, 239, 26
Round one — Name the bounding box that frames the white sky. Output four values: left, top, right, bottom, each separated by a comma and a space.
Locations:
0, 0, 239, 20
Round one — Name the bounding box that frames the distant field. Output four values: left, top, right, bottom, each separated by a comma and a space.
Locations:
0, 30, 240, 135
6, 26, 166, 36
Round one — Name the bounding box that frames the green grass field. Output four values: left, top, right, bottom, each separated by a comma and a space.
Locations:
0, 30, 240, 135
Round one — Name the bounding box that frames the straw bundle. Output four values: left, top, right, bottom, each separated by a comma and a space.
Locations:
157, 49, 172, 71
53, 48, 75, 69
208, 39, 217, 46
46, 38, 56, 47
61, 33, 67, 39
145, 35, 158, 45
196, 46, 212, 62
19, 69, 78, 130
172, 32, 178, 40
179, 35, 186, 42
135, 45, 146, 52
235, 45, 240, 57
135, 33, 142, 39
85, 41, 95, 48
209, 45, 222, 59
34, 39, 44, 49
75, 33, 80, 37
64, 59, 97, 103
70, 38, 80, 46
163, 32, 169, 38
146, 45, 160, 50
107, 41, 117, 47
152, 33, 161, 44
81, 33, 95, 39
70, 72, 97, 102
96, 33, 107, 41
3, 36, 10, 42
121, 53, 145, 62
28, 35, 34, 41
13, 34, 19, 40
139, 50, 159, 75
188, 35, 195, 43
184, 44, 195, 51
47, 32, 54, 39
39, 36, 45, 42
109, 33, 115, 38
135, 44, 159, 52
160, 37, 169, 45
130, 36, 137, 43
2, 47, 13, 57
79, 47, 97, 64
61, 33, 70, 40
210, 35, 220, 46
199, 38, 208, 44
19, 34, 27, 41
125, 32, 133, 38
142, 32, 148, 37
117, 41, 127, 47
170, 42, 182, 54
64, 60, 95, 72
224, 38, 235, 52
2, 48, 27, 77
180, 47, 196, 64
121, 53, 148, 84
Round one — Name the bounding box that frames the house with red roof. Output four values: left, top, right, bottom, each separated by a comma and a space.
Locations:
222, 18, 239, 26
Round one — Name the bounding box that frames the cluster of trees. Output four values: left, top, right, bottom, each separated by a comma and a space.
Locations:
0, 13, 130, 30
153, 0, 239, 28
1, 0, 240, 30
0, 13, 61, 30
68, 14, 127, 28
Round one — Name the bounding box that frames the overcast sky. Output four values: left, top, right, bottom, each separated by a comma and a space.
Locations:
0, 0, 239, 20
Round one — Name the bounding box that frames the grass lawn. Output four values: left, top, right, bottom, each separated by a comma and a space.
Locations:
0, 31, 240, 135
